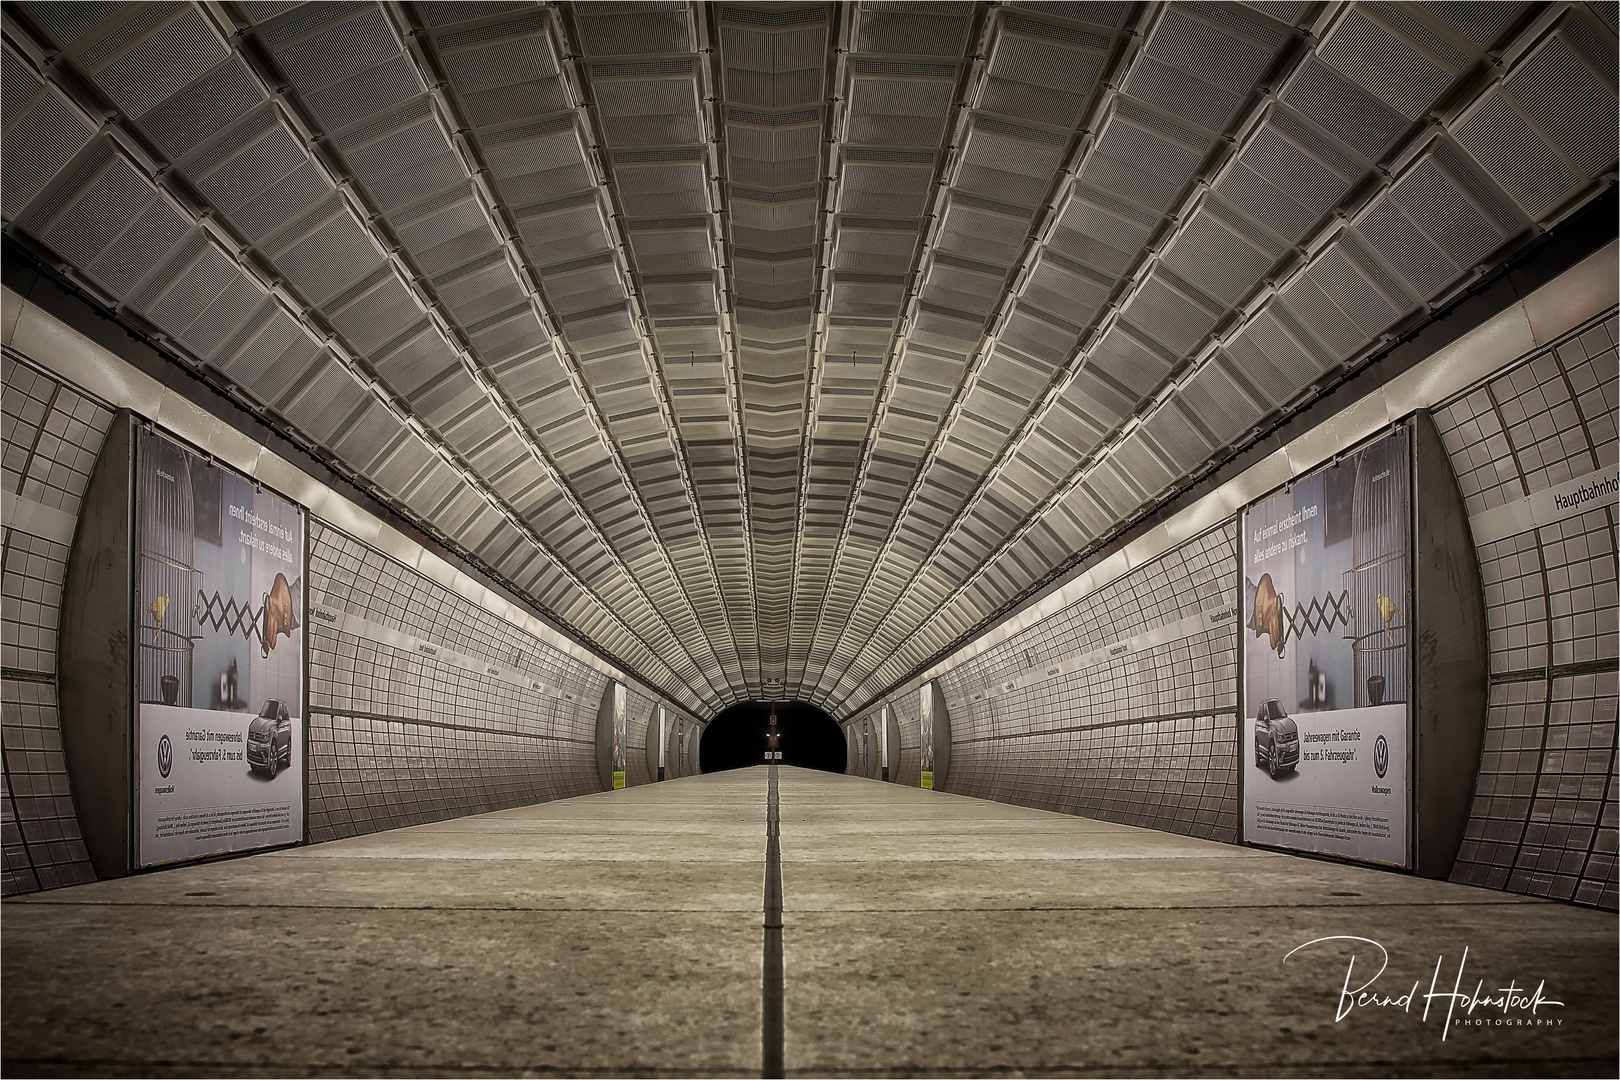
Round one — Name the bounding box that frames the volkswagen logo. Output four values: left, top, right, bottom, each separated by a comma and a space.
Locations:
1373, 734, 1389, 779
157, 734, 173, 779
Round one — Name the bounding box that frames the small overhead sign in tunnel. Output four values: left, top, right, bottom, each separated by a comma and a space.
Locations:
701, 702, 846, 774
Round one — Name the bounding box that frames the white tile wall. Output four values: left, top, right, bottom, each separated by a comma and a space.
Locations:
1433, 313, 1618, 908
2, 355, 113, 894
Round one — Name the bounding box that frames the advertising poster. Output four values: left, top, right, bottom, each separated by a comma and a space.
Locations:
136, 429, 304, 867
1241, 429, 1411, 868
920, 682, 934, 789
612, 682, 627, 789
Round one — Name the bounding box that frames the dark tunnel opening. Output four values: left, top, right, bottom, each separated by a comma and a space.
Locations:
700, 702, 846, 773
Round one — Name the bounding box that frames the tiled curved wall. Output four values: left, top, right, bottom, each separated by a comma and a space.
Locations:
2, 339, 657, 890
622, 683, 654, 789
1432, 315, 1618, 908
938, 524, 1241, 843
1, 355, 111, 893
921, 311, 1616, 908
306, 522, 608, 843
888, 692, 923, 790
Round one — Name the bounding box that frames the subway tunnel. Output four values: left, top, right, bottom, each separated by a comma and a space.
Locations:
1, 1, 1617, 1076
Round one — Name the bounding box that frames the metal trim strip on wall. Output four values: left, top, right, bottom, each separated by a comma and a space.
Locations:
1, 490, 77, 544
945, 601, 1239, 712
1467, 463, 1619, 545
308, 601, 584, 703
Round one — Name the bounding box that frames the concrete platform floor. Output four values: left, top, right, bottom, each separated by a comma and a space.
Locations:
4, 766, 1615, 1078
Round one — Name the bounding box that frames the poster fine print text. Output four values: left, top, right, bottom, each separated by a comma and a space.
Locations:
136, 429, 304, 867
1241, 429, 1411, 868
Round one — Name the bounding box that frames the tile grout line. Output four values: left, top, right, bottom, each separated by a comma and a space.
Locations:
762, 763, 784, 1079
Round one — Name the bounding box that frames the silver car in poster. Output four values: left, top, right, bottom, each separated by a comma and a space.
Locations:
247, 698, 293, 778
1254, 698, 1299, 779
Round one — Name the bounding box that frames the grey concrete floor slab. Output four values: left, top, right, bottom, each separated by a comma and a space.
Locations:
775, 770, 1617, 1078
5, 765, 1615, 1079
4, 771, 769, 1078
6, 905, 759, 1077
11, 858, 765, 911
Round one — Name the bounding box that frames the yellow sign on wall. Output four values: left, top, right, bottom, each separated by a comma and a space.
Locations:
921, 770, 933, 790
613, 771, 626, 789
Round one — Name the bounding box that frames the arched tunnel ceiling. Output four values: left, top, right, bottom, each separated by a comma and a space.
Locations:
3, 0, 1615, 716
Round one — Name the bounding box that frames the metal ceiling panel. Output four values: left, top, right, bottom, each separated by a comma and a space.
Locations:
1176, 351, 1266, 447
330, 398, 409, 475
979, 14, 1110, 128
482, 120, 592, 205
1450, 10, 1617, 222
953, 118, 1067, 208
1059, 364, 1133, 438
1314, 2, 1478, 121
839, 155, 934, 217
1085, 321, 1176, 402
845, 63, 958, 147
515, 198, 615, 262
337, 100, 467, 212
1020, 250, 1113, 328
263, 197, 388, 305
469, 305, 551, 365
858, 4, 973, 57
1349, 135, 1527, 303
1223, 305, 1331, 405
1210, 104, 1365, 250
137, 53, 268, 161
189, 106, 311, 220
265, 4, 407, 100
282, 355, 372, 447
1083, 100, 1212, 214
5, 0, 1610, 717
1047, 184, 1157, 277
0, 53, 99, 221
721, 19, 828, 109
832, 219, 920, 273
16, 139, 176, 298
625, 219, 715, 274
400, 193, 504, 280
592, 67, 703, 147
1139, 396, 1216, 473
1118, 267, 1224, 357
921, 256, 1005, 317
935, 193, 1031, 266
579, 3, 692, 56
1158, 199, 1279, 308
997, 305, 1080, 365
65, 3, 232, 120
434, 13, 559, 118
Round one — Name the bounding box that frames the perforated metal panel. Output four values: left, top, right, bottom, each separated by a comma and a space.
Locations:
3, 1, 1613, 718
1451, 10, 1618, 223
